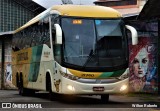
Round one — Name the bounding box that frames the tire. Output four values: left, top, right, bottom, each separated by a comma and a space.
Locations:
16, 73, 19, 88
101, 94, 109, 103
19, 85, 28, 96
30, 89, 35, 96
18, 74, 28, 96
48, 77, 55, 101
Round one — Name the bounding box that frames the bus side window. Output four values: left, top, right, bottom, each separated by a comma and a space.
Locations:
12, 34, 20, 51
43, 23, 51, 48
52, 28, 56, 44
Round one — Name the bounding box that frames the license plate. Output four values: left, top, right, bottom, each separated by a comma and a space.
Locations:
93, 87, 104, 91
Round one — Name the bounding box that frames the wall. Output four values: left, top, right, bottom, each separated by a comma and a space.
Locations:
0, 36, 15, 89
0, 41, 1, 89
0, 0, 35, 32
128, 20, 158, 93
4, 40, 14, 89
137, 0, 147, 11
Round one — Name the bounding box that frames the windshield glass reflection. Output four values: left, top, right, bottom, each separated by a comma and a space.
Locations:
61, 18, 127, 69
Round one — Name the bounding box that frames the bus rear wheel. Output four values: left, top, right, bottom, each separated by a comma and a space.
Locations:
16, 73, 19, 88
18, 81, 28, 96
18, 74, 30, 96
19, 85, 28, 96
101, 94, 109, 103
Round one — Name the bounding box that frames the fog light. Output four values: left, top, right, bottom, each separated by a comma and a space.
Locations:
120, 85, 127, 91
67, 85, 75, 91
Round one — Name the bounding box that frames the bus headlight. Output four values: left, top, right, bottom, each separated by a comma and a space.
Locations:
120, 85, 127, 91
60, 71, 80, 80
67, 85, 75, 91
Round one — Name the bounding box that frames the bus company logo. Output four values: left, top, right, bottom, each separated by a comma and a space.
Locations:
2, 103, 11, 108
17, 52, 28, 61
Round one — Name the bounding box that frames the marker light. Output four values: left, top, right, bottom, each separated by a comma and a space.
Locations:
67, 85, 75, 91
73, 20, 82, 24
120, 85, 127, 91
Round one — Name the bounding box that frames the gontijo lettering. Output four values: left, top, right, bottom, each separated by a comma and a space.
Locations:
17, 52, 28, 61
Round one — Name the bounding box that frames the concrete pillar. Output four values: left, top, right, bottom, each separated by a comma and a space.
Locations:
1, 39, 5, 89
0, 40, 1, 89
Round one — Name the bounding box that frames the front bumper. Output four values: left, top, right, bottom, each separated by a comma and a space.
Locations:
61, 77, 129, 95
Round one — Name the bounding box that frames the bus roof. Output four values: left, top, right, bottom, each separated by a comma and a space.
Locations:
52, 5, 121, 18
14, 5, 121, 33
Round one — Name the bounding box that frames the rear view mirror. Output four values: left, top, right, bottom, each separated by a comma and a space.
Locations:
54, 24, 62, 44
125, 25, 138, 45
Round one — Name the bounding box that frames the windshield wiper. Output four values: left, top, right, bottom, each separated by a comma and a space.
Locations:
82, 50, 93, 68
82, 49, 98, 68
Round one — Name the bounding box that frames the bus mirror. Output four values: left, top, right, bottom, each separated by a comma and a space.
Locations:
125, 25, 138, 45
54, 24, 62, 44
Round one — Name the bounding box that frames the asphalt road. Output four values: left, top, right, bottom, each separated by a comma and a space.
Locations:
0, 90, 159, 111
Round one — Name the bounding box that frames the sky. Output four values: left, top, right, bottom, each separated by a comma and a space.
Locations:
33, 0, 96, 8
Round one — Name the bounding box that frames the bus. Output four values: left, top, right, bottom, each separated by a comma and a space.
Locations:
12, 5, 138, 103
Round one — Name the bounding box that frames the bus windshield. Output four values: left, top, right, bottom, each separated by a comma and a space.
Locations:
61, 17, 127, 71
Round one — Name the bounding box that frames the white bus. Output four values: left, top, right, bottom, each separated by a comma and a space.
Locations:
12, 5, 138, 103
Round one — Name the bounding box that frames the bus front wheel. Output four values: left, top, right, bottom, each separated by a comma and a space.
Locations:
47, 75, 55, 101
101, 94, 109, 103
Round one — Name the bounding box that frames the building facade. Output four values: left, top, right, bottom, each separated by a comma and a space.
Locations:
0, 0, 35, 32
94, 0, 147, 16
94, 0, 137, 7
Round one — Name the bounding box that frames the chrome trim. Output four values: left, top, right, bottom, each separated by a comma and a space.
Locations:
76, 78, 121, 84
